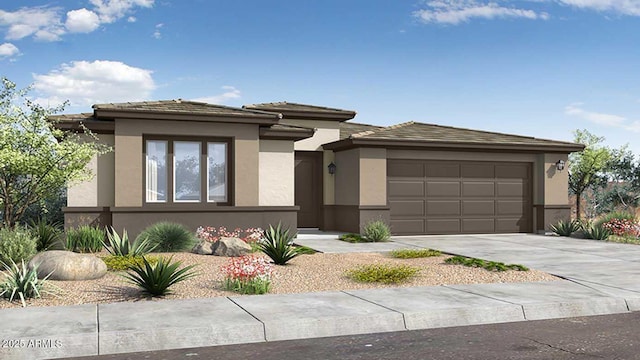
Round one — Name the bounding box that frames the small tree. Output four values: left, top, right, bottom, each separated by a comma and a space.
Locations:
0, 78, 111, 228
568, 129, 614, 219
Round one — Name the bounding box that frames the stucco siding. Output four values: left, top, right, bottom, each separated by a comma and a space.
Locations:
323, 150, 335, 205
281, 119, 340, 151
68, 134, 115, 207
259, 140, 294, 206
543, 153, 569, 205
334, 148, 359, 206
359, 148, 387, 206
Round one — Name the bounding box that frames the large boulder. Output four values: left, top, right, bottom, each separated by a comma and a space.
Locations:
192, 241, 215, 255
28, 251, 107, 281
212, 237, 252, 257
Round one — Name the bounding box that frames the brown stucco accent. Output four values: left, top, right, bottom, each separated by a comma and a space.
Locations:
114, 119, 259, 207
110, 206, 298, 238
321, 205, 390, 234
63, 207, 112, 230
535, 204, 571, 232
54, 119, 115, 134
334, 148, 360, 206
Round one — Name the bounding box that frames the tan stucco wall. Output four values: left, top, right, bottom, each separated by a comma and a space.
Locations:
259, 140, 295, 206
323, 150, 335, 205
281, 119, 340, 151
543, 153, 569, 205
359, 148, 387, 206
335, 148, 360, 206
114, 119, 259, 207
67, 134, 115, 207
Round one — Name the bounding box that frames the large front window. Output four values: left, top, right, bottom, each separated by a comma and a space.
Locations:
145, 139, 229, 204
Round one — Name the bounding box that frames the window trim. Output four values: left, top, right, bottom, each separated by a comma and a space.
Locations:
143, 136, 233, 207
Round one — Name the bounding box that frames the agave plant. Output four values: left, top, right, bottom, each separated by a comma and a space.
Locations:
550, 219, 581, 237
0, 260, 58, 307
122, 256, 199, 297
258, 223, 299, 265
103, 227, 157, 257
28, 218, 62, 251
583, 223, 612, 241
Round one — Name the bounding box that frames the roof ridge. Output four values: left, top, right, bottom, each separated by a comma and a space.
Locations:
243, 101, 355, 113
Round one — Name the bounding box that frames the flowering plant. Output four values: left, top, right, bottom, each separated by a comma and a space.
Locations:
602, 219, 640, 237
196, 226, 263, 243
221, 255, 273, 294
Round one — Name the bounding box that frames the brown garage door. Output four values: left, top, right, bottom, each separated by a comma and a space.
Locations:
388, 160, 532, 235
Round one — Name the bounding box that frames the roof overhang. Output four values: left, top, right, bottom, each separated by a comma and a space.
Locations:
93, 109, 282, 125
323, 138, 586, 153
259, 126, 315, 141
243, 105, 356, 122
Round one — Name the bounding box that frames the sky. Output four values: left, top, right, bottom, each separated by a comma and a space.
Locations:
1, 0, 640, 153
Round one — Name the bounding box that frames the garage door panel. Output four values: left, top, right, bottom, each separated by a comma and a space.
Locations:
462, 200, 495, 215
427, 164, 460, 178
497, 200, 525, 215
427, 182, 460, 197
496, 218, 525, 233
391, 219, 424, 234
496, 164, 529, 179
426, 200, 460, 216
388, 181, 424, 197
497, 182, 526, 197
390, 200, 424, 217
462, 219, 495, 233
388, 162, 424, 178
461, 164, 494, 179
462, 182, 495, 197
427, 219, 460, 234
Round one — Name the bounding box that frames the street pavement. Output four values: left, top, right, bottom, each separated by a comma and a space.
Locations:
2, 233, 640, 359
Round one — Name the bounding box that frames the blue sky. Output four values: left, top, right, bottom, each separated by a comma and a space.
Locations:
1, 1, 640, 153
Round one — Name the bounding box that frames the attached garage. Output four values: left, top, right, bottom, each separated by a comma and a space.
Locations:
387, 160, 531, 235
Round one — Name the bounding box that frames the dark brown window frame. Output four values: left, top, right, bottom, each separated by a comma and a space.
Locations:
143, 135, 233, 207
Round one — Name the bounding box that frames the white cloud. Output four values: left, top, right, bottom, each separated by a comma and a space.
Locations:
557, 0, 640, 16
565, 103, 640, 132
127, 16, 137, 22
414, 0, 549, 24
0, 6, 65, 41
192, 86, 242, 105
0, 42, 19, 59
32, 60, 156, 106
153, 23, 163, 39
89, 0, 154, 24
65, 8, 100, 33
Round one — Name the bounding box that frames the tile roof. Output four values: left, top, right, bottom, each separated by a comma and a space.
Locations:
48, 113, 95, 122
339, 122, 384, 140
348, 121, 579, 147
244, 101, 355, 114
93, 99, 281, 118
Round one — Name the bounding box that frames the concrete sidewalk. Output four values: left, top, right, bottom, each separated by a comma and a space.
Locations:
2, 233, 640, 360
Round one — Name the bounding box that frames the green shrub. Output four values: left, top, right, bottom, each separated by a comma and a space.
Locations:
595, 211, 637, 227
444, 256, 528, 271
583, 223, 612, 240
101, 255, 159, 271
122, 256, 199, 297
65, 225, 104, 253
550, 219, 581, 237
28, 218, 62, 251
0, 260, 58, 307
104, 227, 157, 257
390, 248, 442, 259
223, 277, 271, 295
294, 245, 317, 255
258, 223, 299, 265
347, 264, 419, 283
136, 222, 196, 252
363, 220, 391, 242
339, 233, 368, 243
0, 226, 37, 265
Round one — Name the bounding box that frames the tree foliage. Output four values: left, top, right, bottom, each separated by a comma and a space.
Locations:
0, 77, 111, 228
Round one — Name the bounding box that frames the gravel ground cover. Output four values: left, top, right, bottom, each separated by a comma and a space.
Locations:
0, 251, 557, 308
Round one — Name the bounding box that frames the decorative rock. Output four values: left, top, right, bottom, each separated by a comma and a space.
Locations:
28, 251, 107, 281
192, 241, 215, 255
212, 237, 252, 257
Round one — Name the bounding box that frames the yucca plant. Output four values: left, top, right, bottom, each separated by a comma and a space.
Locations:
583, 223, 612, 240
103, 227, 157, 257
550, 219, 581, 237
136, 222, 196, 252
122, 256, 199, 297
258, 223, 299, 265
28, 218, 62, 251
65, 225, 105, 253
0, 260, 58, 307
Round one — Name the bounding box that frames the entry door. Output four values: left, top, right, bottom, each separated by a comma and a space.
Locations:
295, 151, 323, 228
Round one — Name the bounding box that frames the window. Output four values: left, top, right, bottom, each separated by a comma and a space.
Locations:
145, 138, 229, 204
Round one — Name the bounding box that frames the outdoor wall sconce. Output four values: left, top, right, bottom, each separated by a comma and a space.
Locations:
556, 159, 565, 171
328, 162, 337, 175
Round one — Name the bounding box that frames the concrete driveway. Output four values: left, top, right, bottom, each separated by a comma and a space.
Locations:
392, 234, 640, 298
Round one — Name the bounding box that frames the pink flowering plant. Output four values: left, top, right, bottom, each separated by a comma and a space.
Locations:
221, 255, 273, 294
602, 218, 640, 237
196, 227, 263, 244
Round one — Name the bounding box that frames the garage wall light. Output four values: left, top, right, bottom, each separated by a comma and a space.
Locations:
556, 160, 565, 171
328, 162, 336, 175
